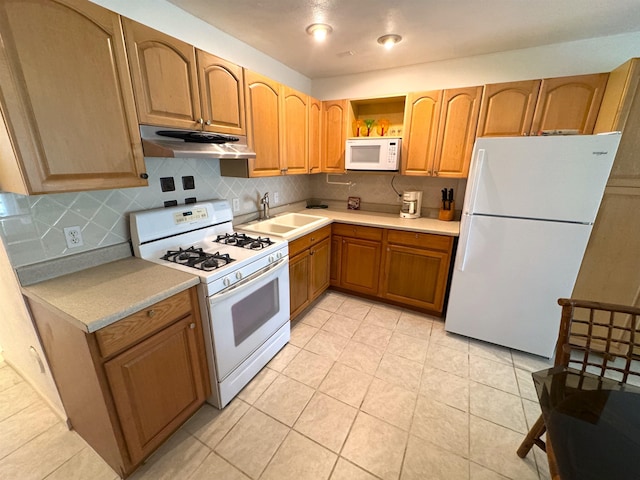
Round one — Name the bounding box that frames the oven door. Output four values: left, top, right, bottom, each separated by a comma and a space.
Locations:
208, 257, 289, 380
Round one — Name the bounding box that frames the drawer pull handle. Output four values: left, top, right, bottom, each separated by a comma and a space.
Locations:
147, 309, 156, 318
189, 323, 196, 329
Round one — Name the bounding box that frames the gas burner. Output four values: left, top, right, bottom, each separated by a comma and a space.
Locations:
248, 237, 274, 250
161, 247, 234, 271
214, 233, 274, 249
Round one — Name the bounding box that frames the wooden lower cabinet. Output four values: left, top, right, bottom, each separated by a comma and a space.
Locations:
289, 226, 331, 319
379, 231, 454, 313
332, 224, 383, 296
29, 287, 209, 478
330, 224, 454, 315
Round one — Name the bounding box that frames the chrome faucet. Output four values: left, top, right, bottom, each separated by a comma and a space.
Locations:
260, 192, 270, 219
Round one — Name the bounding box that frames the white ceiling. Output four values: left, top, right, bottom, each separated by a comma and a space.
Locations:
167, 0, 640, 79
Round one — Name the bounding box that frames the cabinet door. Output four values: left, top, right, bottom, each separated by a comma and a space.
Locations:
309, 97, 322, 173
594, 58, 640, 134
340, 237, 381, 295
0, 0, 146, 194
330, 235, 342, 286
104, 314, 206, 464
310, 237, 331, 300
289, 250, 310, 319
282, 86, 309, 175
433, 86, 482, 178
402, 90, 442, 176
530, 73, 608, 135
245, 71, 283, 177
196, 50, 245, 135
476, 80, 541, 137
123, 19, 201, 130
381, 244, 451, 313
322, 100, 348, 172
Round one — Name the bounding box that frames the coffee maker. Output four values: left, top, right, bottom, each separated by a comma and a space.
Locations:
400, 191, 423, 218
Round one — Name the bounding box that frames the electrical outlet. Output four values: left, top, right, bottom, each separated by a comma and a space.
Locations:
232, 198, 240, 212
63, 226, 84, 248
273, 192, 279, 204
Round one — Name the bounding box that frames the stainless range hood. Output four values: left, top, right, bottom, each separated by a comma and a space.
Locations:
139, 125, 256, 159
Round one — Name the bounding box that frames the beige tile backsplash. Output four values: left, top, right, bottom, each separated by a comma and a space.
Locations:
0, 157, 465, 268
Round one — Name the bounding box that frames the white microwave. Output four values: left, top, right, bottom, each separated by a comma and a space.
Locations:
345, 137, 402, 171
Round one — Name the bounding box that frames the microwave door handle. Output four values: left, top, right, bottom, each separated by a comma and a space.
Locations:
209, 257, 288, 305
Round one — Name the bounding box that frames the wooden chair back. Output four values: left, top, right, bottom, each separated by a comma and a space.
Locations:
555, 298, 640, 385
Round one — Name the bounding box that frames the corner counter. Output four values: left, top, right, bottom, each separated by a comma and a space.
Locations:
295, 207, 460, 237
21, 257, 200, 333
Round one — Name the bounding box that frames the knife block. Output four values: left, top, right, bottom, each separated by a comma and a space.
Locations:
438, 201, 455, 221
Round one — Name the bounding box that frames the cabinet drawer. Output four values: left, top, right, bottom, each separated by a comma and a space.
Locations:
96, 288, 194, 358
387, 230, 453, 252
289, 225, 331, 258
332, 223, 383, 241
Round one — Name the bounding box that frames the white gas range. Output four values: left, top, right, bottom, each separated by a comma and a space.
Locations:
130, 200, 290, 409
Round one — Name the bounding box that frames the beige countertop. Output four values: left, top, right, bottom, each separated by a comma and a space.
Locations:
236, 206, 460, 242
22, 257, 200, 333
297, 207, 460, 237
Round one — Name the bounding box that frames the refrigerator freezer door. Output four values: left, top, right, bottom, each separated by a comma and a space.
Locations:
446, 215, 592, 357
469, 134, 620, 223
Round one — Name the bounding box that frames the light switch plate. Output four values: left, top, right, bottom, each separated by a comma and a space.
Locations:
232, 198, 240, 212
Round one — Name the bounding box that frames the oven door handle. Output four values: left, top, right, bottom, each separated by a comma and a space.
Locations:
209, 257, 288, 305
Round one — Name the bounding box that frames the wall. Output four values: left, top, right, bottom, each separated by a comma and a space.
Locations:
310, 173, 465, 216
0, 159, 310, 267
0, 237, 65, 418
313, 32, 640, 99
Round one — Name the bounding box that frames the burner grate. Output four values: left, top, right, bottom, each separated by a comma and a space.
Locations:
161, 247, 234, 271
215, 233, 274, 249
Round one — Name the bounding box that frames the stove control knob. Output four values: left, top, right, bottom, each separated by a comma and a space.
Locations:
235, 272, 243, 280
223, 277, 231, 287
269, 255, 275, 263
277, 252, 283, 259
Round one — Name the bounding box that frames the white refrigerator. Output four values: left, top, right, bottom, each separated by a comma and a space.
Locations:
445, 134, 621, 358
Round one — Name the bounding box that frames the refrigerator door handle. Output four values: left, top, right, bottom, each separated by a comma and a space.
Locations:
457, 214, 474, 272
464, 148, 485, 215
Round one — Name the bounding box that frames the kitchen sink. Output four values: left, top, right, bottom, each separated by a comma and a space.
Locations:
238, 212, 328, 239
267, 213, 325, 227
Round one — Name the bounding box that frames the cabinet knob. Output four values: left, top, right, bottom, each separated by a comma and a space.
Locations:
140, 173, 149, 179
197, 118, 204, 125
205, 120, 211, 126
433, 171, 439, 176
310, 250, 315, 256
147, 309, 156, 318
311, 237, 315, 242
189, 323, 196, 329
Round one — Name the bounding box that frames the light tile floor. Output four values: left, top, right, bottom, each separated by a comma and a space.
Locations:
0, 291, 554, 480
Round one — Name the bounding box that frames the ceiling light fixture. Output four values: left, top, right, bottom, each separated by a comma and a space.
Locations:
377, 34, 402, 50
306, 23, 333, 42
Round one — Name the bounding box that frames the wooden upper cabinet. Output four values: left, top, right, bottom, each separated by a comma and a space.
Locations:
245, 71, 283, 177
402, 90, 442, 176
0, 0, 147, 194
124, 19, 246, 135
309, 97, 322, 173
531, 73, 608, 134
322, 100, 348, 173
196, 50, 245, 135
476, 80, 541, 137
434, 86, 482, 178
123, 19, 201, 129
281, 86, 309, 175
594, 58, 640, 134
